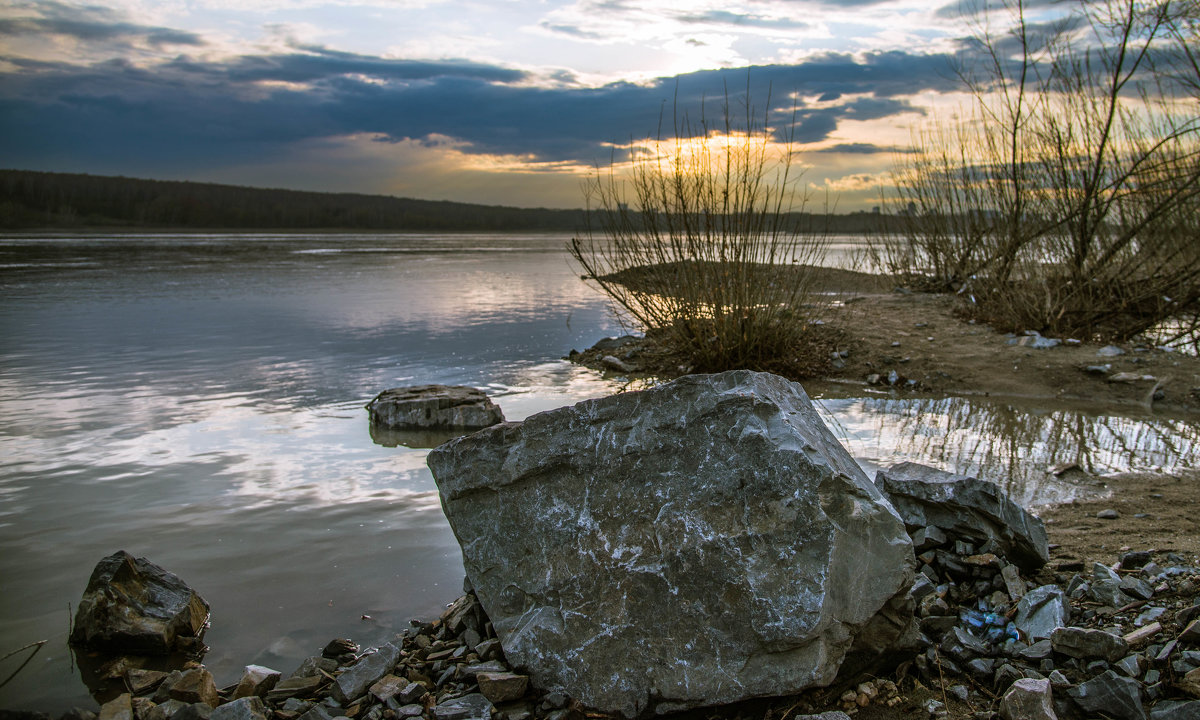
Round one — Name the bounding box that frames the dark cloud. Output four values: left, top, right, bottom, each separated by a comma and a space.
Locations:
0, 1, 204, 47
0, 6, 959, 180
812, 143, 911, 154
674, 10, 812, 30
935, 0, 1068, 20
192, 45, 528, 85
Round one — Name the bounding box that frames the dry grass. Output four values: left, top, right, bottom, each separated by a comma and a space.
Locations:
571, 90, 836, 374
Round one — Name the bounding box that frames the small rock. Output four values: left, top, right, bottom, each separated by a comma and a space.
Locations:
1110, 372, 1156, 383
98, 695, 133, 720
365, 386, 504, 431
126, 669, 169, 695
169, 668, 219, 707
368, 675, 408, 702
1097, 345, 1125, 357
1181, 619, 1200, 644
999, 678, 1057, 720
433, 693, 493, 720
210, 698, 268, 720
331, 643, 401, 703
1015, 585, 1070, 640
1183, 668, 1200, 698
1149, 700, 1200, 720
266, 675, 325, 702
1001, 564, 1026, 601
1067, 670, 1146, 720
1051, 626, 1128, 662
232, 665, 280, 700
1097, 509, 1121, 519
171, 705, 213, 720
600, 355, 635, 374
322, 639, 359, 659
475, 672, 529, 704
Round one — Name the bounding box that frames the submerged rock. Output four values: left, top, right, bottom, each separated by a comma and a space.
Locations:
366, 385, 504, 432
874, 462, 1049, 572
427, 370, 915, 718
70, 551, 210, 656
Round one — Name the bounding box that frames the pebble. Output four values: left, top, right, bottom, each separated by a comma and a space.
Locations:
1097, 509, 1121, 519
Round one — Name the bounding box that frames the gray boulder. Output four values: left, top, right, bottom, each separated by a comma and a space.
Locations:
427, 370, 915, 718
874, 462, 1049, 571
366, 386, 504, 433
70, 551, 210, 655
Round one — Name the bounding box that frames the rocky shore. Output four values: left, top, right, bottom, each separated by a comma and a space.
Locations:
20, 511, 1198, 720
7, 372, 1198, 720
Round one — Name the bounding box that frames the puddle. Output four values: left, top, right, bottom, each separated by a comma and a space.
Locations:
809, 387, 1198, 508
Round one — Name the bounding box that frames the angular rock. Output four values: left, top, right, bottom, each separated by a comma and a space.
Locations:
209, 698, 267, 720
1067, 670, 1146, 720
265, 675, 324, 702
1000, 677, 1057, 720
170, 705, 213, 720
330, 642, 400, 703
70, 551, 210, 655
1015, 585, 1070, 640
600, 355, 635, 374
1184, 668, 1200, 698
433, 694, 492, 720
427, 370, 915, 718
476, 671, 529, 704
144, 700, 186, 720
98, 695, 132, 720
1051, 626, 1129, 662
1150, 700, 1200, 720
874, 462, 1048, 571
126, 669, 168, 695
169, 668, 219, 707
232, 665, 280, 699
366, 386, 503, 431
1182, 619, 1200, 644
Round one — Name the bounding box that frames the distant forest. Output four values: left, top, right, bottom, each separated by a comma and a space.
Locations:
0, 169, 889, 233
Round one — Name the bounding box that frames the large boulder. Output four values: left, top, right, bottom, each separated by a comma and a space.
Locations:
366, 386, 504, 433
427, 370, 915, 718
70, 551, 210, 655
874, 462, 1049, 572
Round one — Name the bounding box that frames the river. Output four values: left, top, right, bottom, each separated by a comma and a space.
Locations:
0, 233, 1194, 710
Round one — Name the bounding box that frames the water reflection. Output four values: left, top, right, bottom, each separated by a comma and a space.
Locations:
815, 392, 1198, 507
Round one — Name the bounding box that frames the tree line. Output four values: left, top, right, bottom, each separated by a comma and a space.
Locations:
0, 169, 895, 233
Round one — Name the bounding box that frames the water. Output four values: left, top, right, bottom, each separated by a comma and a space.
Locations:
0, 233, 1194, 710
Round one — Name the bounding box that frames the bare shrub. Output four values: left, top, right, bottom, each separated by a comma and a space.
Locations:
569, 91, 834, 375
879, 0, 1200, 341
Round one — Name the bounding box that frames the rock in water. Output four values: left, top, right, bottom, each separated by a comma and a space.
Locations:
874, 462, 1049, 572
70, 551, 210, 655
427, 370, 915, 718
366, 386, 503, 431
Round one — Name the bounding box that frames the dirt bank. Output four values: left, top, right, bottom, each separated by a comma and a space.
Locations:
571, 267, 1200, 415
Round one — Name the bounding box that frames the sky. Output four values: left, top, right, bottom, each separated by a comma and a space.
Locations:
0, 0, 1061, 210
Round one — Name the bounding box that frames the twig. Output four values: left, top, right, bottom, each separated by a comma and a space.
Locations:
0, 640, 48, 690
933, 647, 949, 709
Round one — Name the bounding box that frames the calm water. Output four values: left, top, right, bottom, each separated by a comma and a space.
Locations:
0, 233, 1195, 710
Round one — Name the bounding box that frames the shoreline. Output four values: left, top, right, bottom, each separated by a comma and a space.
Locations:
568, 267, 1200, 417
29, 466, 1198, 720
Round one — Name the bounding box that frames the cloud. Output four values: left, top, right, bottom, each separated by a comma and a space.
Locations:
0, 1, 205, 48
812, 142, 909, 154
675, 10, 812, 31
0, 50, 956, 184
